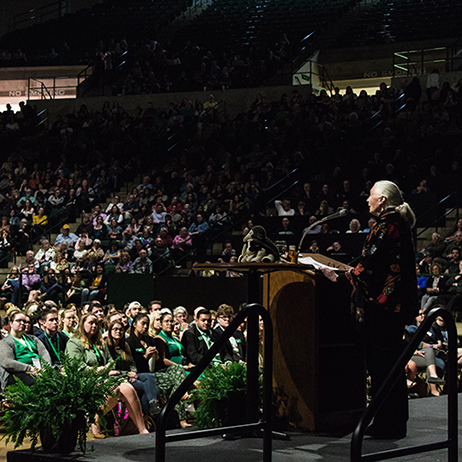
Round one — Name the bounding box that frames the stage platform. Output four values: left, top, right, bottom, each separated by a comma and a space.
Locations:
7, 395, 461, 462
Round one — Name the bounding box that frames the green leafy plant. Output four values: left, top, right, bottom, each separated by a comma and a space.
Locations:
190, 362, 262, 429
1, 354, 123, 453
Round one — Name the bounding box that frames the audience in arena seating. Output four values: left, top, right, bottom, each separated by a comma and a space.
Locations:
1, 1, 462, 445
0, 65, 461, 416
0, 71, 462, 277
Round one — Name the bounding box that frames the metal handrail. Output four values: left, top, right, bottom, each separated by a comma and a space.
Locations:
416, 207, 458, 239
33, 109, 49, 131
292, 60, 335, 94
203, 98, 226, 117
322, 65, 336, 95
171, 0, 212, 24
0, 246, 15, 267
201, 99, 227, 137
8, 0, 69, 32
393, 47, 449, 78
76, 65, 94, 97
351, 307, 459, 461
156, 302, 273, 462
367, 92, 408, 134
36, 215, 71, 245
369, 93, 406, 121
414, 193, 459, 242
415, 192, 457, 224
77, 65, 93, 86
77, 49, 128, 97
202, 99, 226, 131
292, 0, 364, 70
28, 78, 53, 100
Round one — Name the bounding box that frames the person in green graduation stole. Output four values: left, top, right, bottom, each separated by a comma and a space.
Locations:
0, 311, 52, 389
59, 306, 78, 338
65, 312, 149, 438
127, 312, 192, 428
36, 308, 69, 367
157, 313, 187, 365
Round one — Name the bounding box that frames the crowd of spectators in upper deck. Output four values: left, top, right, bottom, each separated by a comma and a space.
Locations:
0, 71, 461, 287
1, 31, 291, 95
0, 65, 462, 407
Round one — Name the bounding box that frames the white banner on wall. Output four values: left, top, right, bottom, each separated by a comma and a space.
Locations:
0, 77, 77, 111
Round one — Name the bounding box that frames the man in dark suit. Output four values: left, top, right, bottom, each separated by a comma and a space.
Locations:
214, 304, 246, 363
36, 308, 69, 367
182, 309, 227, 366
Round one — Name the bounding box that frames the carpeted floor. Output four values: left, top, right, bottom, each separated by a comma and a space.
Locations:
6, 394, 461, 462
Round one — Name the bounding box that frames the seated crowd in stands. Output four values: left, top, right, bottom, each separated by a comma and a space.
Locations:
0, 298, 248, 432
0, 75, 461, 428
417, 226, 462, 317
0, 72, 462, 291
404, 223, 462, 397
0, 0, 462, 440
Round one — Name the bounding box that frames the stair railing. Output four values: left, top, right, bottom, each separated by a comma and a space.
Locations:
351, 306, 459, 461
156, 302, 273, 462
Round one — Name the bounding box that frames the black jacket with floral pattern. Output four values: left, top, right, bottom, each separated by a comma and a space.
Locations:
346, 208, 418, 324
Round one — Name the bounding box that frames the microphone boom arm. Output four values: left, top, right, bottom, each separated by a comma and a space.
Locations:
297, 209, 348, 255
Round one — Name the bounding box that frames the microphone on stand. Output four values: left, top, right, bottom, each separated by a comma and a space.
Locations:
297, 208, 348, 255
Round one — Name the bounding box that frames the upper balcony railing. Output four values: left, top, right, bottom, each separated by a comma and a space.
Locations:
8, 0, 71, 33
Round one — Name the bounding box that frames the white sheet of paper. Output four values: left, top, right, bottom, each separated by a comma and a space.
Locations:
297, 256, 339, 271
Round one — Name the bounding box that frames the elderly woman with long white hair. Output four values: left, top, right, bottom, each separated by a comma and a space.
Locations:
323, 180, 417, 439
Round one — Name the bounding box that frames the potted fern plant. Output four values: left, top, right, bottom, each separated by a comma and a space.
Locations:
191, 362, 261, 429
1, 354, 123, 454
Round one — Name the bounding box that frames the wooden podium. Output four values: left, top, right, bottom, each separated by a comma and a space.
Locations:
262, 254, 365, 432
195, 254, 366, 432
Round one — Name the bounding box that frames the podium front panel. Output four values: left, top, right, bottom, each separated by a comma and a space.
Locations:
263, 269, 365, 432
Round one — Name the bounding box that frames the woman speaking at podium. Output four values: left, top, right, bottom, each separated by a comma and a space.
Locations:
323, 180, 417, 439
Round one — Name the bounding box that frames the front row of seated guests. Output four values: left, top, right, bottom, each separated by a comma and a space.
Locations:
0, 309, 149, 438
181, 304, 246, 366
182, 309, 223, 366
106, 317, 161, 417
0, 301, 248, 433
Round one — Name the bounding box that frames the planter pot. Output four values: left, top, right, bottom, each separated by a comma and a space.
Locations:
40, 413, 85, 454
222, 393, 247, 427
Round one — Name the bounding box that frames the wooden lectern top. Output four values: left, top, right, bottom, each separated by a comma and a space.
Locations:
194, 253, 352, 273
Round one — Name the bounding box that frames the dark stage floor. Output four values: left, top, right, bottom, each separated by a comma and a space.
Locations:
7, 395, 461, 461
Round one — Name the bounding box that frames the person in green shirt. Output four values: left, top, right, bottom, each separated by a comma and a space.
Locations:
157, 313, 186, 365
0, 311, 52, 389
127, 312, 191, 428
